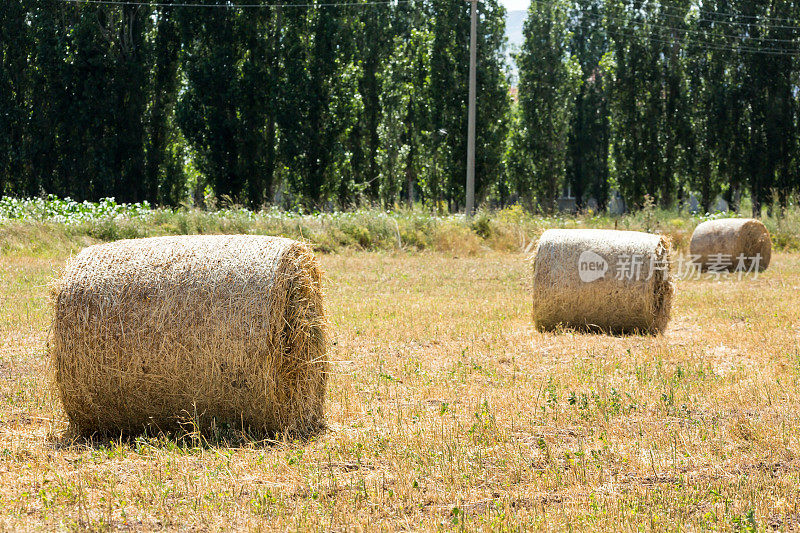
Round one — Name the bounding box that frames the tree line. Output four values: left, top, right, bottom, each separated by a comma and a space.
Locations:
1, 0, 798, 215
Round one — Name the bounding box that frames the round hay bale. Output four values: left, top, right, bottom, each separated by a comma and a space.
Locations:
49, 235, 327, 437
689, 218, 771, 272
531, 229, 673, 334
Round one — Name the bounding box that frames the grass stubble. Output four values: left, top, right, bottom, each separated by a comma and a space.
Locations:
0, 239, 798, 530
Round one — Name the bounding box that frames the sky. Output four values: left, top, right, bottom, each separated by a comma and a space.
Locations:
501, 0, 529, 12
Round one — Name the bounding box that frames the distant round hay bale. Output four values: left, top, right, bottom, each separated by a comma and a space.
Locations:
689, 218, 771, 272
531, 229, 673, 334
50, 235, 327, 437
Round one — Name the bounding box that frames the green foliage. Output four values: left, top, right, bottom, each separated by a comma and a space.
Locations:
511, 0, 581, 211
0, 196, 152, 224
1, 0, 513, 211
1, 0, 799, 212
566, 0, 610, 209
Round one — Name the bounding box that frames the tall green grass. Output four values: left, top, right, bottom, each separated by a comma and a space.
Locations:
1, 196, 798, 257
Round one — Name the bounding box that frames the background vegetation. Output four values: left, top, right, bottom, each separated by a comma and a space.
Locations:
1, 0, 799, 215
1, 196, 798, 258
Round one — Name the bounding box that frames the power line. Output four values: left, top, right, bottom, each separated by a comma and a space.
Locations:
606, 26, 800, 55
554, 2, 800, 46
554, 6, 800, 54
539, 1, 800, 53
649, 0, 800, 25
58, 0, 800, 54
605, 16, 798, 47
632, 9, 800, 32
602, 0, 800, 25
57, 0, 412, 8
564, 0, 800, 29
602, 25, 800, 55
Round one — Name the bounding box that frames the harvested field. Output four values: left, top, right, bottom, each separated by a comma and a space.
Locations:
0, 246, 799, 530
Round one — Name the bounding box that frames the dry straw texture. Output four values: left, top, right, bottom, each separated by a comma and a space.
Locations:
532, 229, 673, 334
49, 235, 327, 437
690, 218, 772, 271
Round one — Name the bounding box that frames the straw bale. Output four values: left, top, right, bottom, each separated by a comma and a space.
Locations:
689, 218, 771, 271
531, 229, 673, 334
49, 235, 327, 436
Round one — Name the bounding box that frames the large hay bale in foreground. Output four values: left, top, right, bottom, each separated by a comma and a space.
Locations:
690, 218, 771, 272
532, 229, 673, 334
50, 235, 327, 436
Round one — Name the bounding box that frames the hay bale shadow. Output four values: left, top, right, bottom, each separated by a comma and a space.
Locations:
46, 417, 327, 451
538, 322, 665, 337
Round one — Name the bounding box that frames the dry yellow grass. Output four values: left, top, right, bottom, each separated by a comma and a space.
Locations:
0, 246, 799, 530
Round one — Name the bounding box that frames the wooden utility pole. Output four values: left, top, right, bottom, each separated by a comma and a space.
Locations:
465, 0, 478, 217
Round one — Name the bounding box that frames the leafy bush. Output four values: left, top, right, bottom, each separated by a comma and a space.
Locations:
0, 195, 153, 224
1, 195, 799, 256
